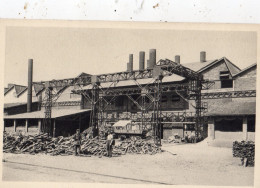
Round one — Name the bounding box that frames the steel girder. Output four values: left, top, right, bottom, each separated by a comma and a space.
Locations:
42, 85, 53, 136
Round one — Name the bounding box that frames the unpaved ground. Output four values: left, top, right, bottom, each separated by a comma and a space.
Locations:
2, 140, 254, 186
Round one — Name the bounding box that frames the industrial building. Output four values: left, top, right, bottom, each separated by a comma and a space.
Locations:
3, 50, 256, 143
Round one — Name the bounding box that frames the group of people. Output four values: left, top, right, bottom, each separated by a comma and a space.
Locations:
73, 129, 115, 157
184, 131, 196, 143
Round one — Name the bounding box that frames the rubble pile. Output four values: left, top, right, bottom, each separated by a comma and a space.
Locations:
233, 141, 255, 166
3, 132, 162, 157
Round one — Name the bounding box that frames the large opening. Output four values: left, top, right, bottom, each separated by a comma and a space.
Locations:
215, 117, 242, 132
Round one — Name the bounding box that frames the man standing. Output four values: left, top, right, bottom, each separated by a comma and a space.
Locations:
74, 129, 81, 156
106, 131, 114, 158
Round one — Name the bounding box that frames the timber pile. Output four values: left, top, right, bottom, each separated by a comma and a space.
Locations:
113, 137, 162, 155
233, 141, 255, 166
3, 132, 162, 157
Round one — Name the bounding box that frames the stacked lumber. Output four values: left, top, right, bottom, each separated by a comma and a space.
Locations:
3, 132, 162, 157
233, 141, 255, 166
113, 137, 162, 155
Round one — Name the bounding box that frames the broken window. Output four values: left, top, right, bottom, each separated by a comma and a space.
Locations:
220, 71, 233, 88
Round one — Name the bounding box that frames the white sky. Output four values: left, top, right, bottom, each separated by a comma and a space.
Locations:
4, 27, 256, 87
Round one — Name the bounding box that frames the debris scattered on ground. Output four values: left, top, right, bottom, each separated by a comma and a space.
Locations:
233, 141, 255, 167
3, 132, 162, 157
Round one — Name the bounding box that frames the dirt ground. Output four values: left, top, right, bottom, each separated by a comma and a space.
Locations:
2, 139, 254, 186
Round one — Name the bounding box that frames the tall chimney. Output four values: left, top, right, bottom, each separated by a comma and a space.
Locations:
127, 62, 130, 72
27, 59, 33, 112
175, 55, 180, 64
200, 51, 206, 62
129, 54, 133, 71
149, 49, 156, 69
147, 60, 151, 69
139, 51, 145, 70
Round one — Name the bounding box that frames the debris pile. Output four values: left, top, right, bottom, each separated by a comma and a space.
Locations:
3, 132, 162, 157
233, 141, 255, 167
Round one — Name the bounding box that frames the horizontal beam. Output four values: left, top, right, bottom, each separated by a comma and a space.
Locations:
194, 90, 256, 100
34, 59, 203, 88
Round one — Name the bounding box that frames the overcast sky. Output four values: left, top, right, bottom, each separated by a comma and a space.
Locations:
4, 27, 256, 87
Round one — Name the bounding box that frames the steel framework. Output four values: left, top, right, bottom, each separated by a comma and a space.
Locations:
36, 57, 256, 143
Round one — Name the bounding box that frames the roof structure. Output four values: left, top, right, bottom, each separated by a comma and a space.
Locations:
206, 101, 256, 116
223, 57, 241, 76
233, 63, 257, 78
182, 59, 218, 72
4, 109, 91, 119
113, 120, 131, 127
4, 84, 25, 96
79, 73, 185, 90
4, 102, 28, 109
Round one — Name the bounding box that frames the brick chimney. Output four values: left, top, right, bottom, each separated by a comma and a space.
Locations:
200, 51, 206, 62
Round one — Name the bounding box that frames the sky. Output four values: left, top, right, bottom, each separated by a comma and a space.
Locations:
4, 26, 256, 87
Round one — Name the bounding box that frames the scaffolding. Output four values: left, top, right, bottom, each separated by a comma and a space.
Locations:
37, 57, 206, 143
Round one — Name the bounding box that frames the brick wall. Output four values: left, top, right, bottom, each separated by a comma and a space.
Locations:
202, 60, 230, 89
234, 77, 256, 90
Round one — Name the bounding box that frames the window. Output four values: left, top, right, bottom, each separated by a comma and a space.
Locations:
221, 80, 233, 88
116, 96, 124, 106
161, 95, 167, 102
219, 71, 230, 80
220, 71, 233, 88
171, 94, 180, 102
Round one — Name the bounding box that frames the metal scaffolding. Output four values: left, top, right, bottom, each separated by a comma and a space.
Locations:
36, 57, 236, 143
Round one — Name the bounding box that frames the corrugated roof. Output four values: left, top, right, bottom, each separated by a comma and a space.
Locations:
207, 101, 256, 116
4, 109, 91, 119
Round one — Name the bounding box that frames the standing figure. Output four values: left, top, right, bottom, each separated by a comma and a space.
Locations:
74, 129, 81, 156
191, 130, 196, 143
106, 131, 114, 157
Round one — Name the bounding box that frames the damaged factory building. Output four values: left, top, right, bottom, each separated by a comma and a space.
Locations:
3, 49, 256, 144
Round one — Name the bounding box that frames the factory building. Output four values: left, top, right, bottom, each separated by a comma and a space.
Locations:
3, 51, 256, 143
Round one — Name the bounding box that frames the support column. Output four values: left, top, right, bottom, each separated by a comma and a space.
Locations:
79, 114, 81, 131
3, 119, 5, 132
208, 118, 215, 140
242, 116, 248, 141
25, 119, 28, 132
14, 119, 17, 132
38, 119, 42, 134
53, 119, 56, 137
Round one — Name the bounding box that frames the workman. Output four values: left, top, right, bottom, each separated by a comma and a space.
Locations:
74, 129, 81, 156
106, 131, 114, 157
190, 131, 196, 143
184, 131, 189, 143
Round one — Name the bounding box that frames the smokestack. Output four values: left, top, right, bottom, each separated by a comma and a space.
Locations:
27, 59, 33, 112
149, 49, 156, 69
127, 62, 130, 72
175, 55, 180, 64
139, 51, 145, 70
129, 54, 133, 71
200, 51, 206, 62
